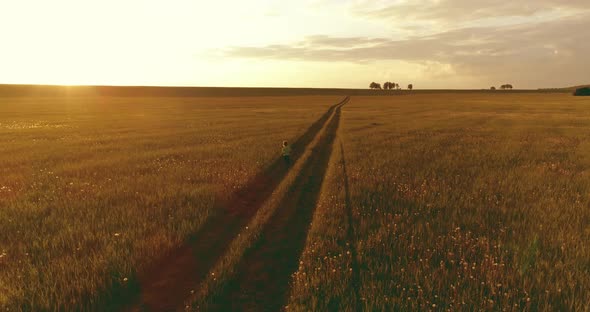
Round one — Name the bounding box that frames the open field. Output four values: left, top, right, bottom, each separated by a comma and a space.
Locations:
0, 94, 337, 310
2, 90, 590, 311
288, 93, 590, 311
0, 84, 574, 99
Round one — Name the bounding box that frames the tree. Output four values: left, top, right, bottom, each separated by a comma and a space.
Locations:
370, 82, 382, 90
574, 87, 590, 96
408, 84, 413, 90
491, 86, 496, 90
395, 83, 400, 90
500, 84, 514, 90
383, 82, 397, 90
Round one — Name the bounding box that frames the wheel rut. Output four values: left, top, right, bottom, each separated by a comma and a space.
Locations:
340, 142, 362, 312
114, 97, 349, 312
208, 101, 346, 311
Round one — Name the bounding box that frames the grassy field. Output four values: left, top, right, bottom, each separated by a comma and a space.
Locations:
288, 93, 590, 311
0, 95, 336, 310
2, 90, 590, 311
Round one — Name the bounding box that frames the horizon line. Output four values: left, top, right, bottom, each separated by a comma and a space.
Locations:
0, 83, 580, 91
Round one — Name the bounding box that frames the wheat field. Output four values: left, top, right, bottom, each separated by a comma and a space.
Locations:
288, 93, 590, 311
0, 94, 335, 310
2, 91, 590, 311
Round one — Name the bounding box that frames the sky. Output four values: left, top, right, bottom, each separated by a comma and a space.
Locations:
0, 0, 588, 89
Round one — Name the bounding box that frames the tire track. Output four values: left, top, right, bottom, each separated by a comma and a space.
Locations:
208, 101, 346, 311
340, 141, 362, 312
115, 97, 349, 312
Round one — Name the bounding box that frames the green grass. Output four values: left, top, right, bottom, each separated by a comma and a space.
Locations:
0, 95, 336, 310
288, 93, 590, 311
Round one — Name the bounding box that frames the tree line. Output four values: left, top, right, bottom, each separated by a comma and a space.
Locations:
574, 87, 590, 96
369, 82, 516, 90
370, 82, 413, 90
490, 84, 514, 90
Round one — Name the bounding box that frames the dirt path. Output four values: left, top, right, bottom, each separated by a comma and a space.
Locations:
207, 103, 345, 311
114, 97, 349, 311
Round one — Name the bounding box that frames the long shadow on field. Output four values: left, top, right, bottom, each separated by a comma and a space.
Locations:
208, 105, 343, 311
340, 142, 362, 311
113, 97, 349, 311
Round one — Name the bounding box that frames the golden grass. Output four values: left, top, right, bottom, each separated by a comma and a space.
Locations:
287, 133, 358, 311
0, 95, 336, 310
289, 93, 590, 311
4, 92, 590, 310
186, 100, 343, 310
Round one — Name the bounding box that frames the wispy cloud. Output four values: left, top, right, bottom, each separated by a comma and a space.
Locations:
353, 0, 590, 25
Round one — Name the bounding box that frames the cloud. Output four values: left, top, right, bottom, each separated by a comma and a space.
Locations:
355, 0, 590, 25
225, 12, 590, 87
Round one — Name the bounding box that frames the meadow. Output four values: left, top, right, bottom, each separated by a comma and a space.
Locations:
0, 94, 336, 310
2, 90, 590, 311
288, 93, 590, 311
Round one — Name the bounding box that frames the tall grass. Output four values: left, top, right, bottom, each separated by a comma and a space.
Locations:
0, 95, 336, 310
287, 138, 359, 311
290, 93, 590, 310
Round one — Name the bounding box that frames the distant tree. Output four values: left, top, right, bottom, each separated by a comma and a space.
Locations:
395, 83, 400, 90
574, 87, 590, 96
383, 81, 396, 90
408, 84, 413, 90
500, 84, 514, 90
491, 86, 496, 90
370, 82, 382, 90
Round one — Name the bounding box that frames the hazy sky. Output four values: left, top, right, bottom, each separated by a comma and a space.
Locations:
0, 0, 588, 89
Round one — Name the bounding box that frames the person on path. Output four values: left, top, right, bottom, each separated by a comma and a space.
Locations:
281, 141, 292, 166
